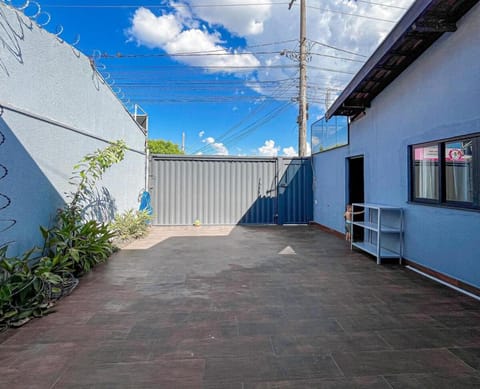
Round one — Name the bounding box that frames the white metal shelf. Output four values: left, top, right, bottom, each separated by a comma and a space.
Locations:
351, 221, 400, 233
350, 203, 403, 265
352, 241, 400, 258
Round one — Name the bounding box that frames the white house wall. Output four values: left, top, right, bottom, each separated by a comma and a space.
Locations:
313, 3, 480, 288
0, 3, 146, 256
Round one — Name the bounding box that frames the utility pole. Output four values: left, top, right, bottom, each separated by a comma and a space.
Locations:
289, 0, 308, 157
181, 132, 185, 153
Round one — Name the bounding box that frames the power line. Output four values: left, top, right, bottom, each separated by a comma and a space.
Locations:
306, 4, 396, 23
100, 49, 364, 63
243, 39, 298, 48
98, 37, 367, 62
100, 41, 299, 58
102, 63, 356, 75
350, 0, 407, 10
191, 73, 299, 153
45, 1, 408, 10
307, 39, 367, 58
212, 72, 299, 147
43, 3, 290, 8
43, 2, 398, 22
222, 101, 294, 148
192, 100, 294, 154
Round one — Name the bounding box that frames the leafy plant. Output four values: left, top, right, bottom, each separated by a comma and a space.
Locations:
42, 140, 127, 276
110, 209, 152, 241
69, 140, 126, 210
42, 212, 115, 277
0, 247, 61, 328
1, 141, 128, 329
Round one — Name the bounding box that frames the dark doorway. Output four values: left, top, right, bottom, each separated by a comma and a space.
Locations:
348, 156, 364, 240
348, 156, 364, 204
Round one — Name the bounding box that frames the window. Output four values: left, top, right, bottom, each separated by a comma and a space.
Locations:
412, 144, 439, 200
411, 134, 479, 209
445, 140, 473, 203
311, 115, 349, 154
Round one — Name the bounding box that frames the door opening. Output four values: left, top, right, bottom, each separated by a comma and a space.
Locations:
348, 156, 364, 240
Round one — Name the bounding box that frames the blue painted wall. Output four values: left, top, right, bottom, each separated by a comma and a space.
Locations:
0, 3, 146, 256
313, 3, 480, 288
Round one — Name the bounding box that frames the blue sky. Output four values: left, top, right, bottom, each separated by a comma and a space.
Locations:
33, 0, 413, 156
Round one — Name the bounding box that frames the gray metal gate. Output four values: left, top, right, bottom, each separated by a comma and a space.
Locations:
149, 155, 312, 225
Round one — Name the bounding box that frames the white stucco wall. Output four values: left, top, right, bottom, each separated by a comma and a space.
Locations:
313, 3, 480, 288
0, 3, 146, 256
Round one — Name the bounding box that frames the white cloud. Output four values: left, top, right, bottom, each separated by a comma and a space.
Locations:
198, 130, 205, 137
127, 1, 415, 105
202, 135, 229, 155
258, 140, 280, 156
189, 0, 272, 37
211, 142, 229, 155
282, 146, 297, 157
282, 142, 310, 157
127, 6, 260, 71
127, 8, 181, 48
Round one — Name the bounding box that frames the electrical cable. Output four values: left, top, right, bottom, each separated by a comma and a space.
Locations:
191, 100, 293, 154
307, 4, 396, 22
42, 1, 406, 13
222, 101, 294, 148
191, 72, 298, 154
40, 2, 400, 23
101, 50, 364, 63
42, 3, 290, 9
307, 38, 367, 58
199, 71, 298, 145
354, 0, 407, 10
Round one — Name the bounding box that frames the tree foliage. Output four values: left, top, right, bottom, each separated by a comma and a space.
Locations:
147, 139, 183, 155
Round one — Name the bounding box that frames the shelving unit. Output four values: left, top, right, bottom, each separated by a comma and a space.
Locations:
350, 203, 403, 264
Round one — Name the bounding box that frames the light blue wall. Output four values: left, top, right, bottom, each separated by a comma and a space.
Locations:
0, 3, 146, 256
313, 3, 480, 288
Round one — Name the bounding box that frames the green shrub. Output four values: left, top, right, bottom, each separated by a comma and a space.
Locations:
110, 209, 152, 241
1, 141, 128, 329
42, 209, 115, 277
41, 141, 126, 277
0, 247, 62, 328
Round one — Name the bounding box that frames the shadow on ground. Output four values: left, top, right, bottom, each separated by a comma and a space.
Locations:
1, 226, 479, 388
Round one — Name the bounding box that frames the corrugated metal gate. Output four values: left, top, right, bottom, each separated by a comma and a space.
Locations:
149, 155, 312, 225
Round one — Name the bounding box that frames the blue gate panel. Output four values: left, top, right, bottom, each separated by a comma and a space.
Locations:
278, 158, 313, 224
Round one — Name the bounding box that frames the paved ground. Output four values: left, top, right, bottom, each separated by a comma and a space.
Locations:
1, 225, 480, 388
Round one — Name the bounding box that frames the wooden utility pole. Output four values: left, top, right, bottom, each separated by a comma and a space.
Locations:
289, 0, 308, 157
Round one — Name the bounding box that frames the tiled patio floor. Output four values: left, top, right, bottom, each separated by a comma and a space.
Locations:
1, 226, 479, 388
